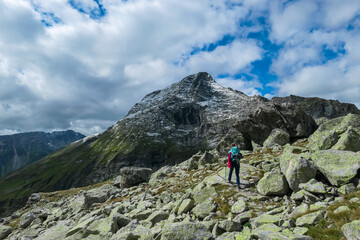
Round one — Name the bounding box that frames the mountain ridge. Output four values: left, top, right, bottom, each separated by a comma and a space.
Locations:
0, 72, 358, 217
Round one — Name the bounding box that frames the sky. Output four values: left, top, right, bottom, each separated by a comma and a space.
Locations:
0, 0, 360, 136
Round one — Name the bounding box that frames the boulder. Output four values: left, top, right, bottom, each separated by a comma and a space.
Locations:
160, 222, 213, 240
110, 220, 151, 240
263, 128, 290, 148
251, 214, 283, 228
342, 220, 360, 240
114, 167, 152, 188
338, 183, 357, 195
84, 184, 115, 208
308, 114, 360, 151
257, 172, 289, 196
334, 206, 350, 214
198, 150, 220, 166
0, 224, 12, 240
233, 211, 253, 224
192, 184, 218, 204
149, 166, 172, 186
217, 220, 242, 232
37, 220, 73, 240
332, 127, 360, 152
145, 210, 169, 227
251, 223, 282, 238
20, 212, 36, 228
311, 150, 360, 186
177, 199, 195, 215
192, 201, 217, 220
234, 103, 317, 145
259, 231, 313, 240
231, 199, 248, 215
85, 217, 117, 236
296, 210, 326, 227
298, 179, 327, 194
279, 146, 316, 191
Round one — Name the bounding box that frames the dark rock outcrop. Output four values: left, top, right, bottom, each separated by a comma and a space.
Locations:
271, 95, 360, 120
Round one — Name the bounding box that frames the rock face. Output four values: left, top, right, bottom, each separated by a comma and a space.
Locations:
234, 103, 317, 145
0, 130, 85, 178
0, 72, 319, 216
271, 95, 360, 120
263, 128, 290, 148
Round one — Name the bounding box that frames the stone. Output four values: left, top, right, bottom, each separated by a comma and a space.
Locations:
148, 166, 172, 186
350, 197, 360, 203
296, 210, 326, 227
115, 167, 152, 188
218, 220, 242, 232
26, 193, 41, 206
291, 190, 319, 202
233, 211, 253, 224
235, 226, 251, 240
334, 206, 351, 214
160, 222, 213, 240
298, 179, 327, 194
231, 199, 248, 215
20, 212, 36, 228
279, 146, 317, 191
85, 217, 117, 237
251, 223, 282, 238
256, 172, 289, 196
145, 210, 169, 227
263, 128, 290, 148
308, 114, 360, 151
311, 150, 360, 186
177, 199, 195, 215
84, 184, 115, 208
192, 201, 217, 220
198, 150, 220, 166
251, 214, 283, 228
332, 127, 360, 152
338, 183, 357, 195
293, 227, 309, 235
192, 184, 218, 204
342, 220, 360, 240
259, 231, 313, 240
37, 220, 73, 240
0, 224, 12, 240
66, 216, 95, 237
216, 232, 239, 240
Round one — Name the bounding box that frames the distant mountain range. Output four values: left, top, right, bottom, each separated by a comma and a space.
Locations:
0, 130, 85, 178
0, 72, 359, 216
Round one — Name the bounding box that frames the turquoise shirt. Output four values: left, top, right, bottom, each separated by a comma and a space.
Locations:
229, 146, 240, 155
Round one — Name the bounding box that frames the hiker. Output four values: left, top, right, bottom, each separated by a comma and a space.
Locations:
227, 143, 242, 188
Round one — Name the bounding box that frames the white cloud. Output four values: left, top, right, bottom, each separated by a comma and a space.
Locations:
217, 77, 262, 96
0, 0, 262, 136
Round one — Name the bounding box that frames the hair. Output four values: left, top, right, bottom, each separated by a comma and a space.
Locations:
231, 143, 236, 147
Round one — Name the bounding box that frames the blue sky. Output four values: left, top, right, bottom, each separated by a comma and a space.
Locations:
0, 0, 360, 135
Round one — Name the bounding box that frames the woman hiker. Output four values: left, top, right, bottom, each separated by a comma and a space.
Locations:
227, 143, 242, 189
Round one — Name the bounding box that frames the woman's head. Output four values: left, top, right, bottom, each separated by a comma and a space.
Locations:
231, 143, 236, 147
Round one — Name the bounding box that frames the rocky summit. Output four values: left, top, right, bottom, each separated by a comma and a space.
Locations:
0, 72, 360, 240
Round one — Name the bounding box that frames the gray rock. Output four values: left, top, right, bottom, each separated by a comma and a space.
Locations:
332, 127, 360, 152
233, 211, 253, 224
231, 199, 248, 215
0, 224, 12, 240
218, 220, 242, 232
20, 212, 36, 229
342, 220, 360, 240
279, 146, 316, 191
251, 214, 283, 228
296, 210, 326, 227
257, 172, 289, 196
149, 166, 172, 186
251, 223, 282, 238
263, 128, 290, 148
192, 184, 218, 204
160, 222, 213, 240
114, 167, 152, 188
145, 210, 169, 227
192, 201, 217, 220
338, 183, 357, 195
177, 199, 195, 215
37, 220, 73, 240
298, 179, 327, 194
334, 206, 351, 214
259, 231, 313, 240
311, 150, 360, 186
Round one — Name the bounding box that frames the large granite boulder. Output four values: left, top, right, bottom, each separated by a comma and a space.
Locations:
342, 220, 360, 240
257, 172, 289, 196
114, 167, 152, 188
0, 224, 12, 240
160, 222, 213, 240
308, 114, 360, 151
296, 210, 326, 227
311, 150, 360, 186
235, 103, 317, 145
263, 128, 290, 148
279, 146, 317, 191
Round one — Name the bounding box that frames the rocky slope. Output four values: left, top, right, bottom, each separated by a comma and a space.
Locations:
2, 113, 360, 239
271, 95, 360, 122
0, 72, 320, 216
0, 130, 85, 178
